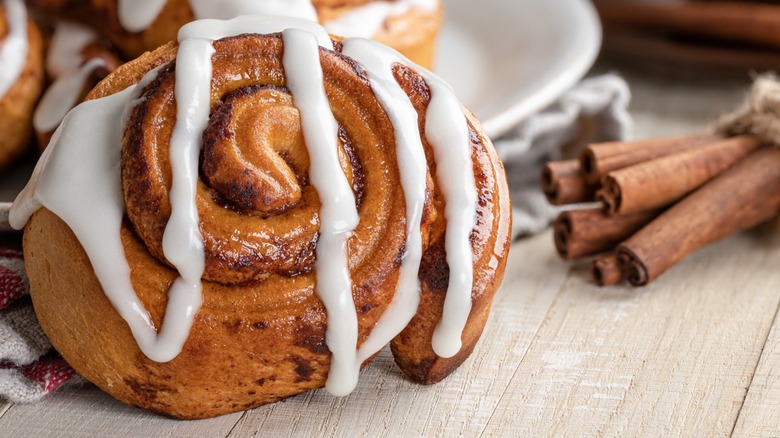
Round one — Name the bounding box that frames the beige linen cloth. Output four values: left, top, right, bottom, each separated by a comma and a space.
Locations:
494, 73, 632, 238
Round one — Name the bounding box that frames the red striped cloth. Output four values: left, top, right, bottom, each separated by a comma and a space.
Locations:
0, 248, 80, 403
0, 248, 26, 309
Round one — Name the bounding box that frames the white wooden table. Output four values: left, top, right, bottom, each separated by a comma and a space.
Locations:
2, 62, 778, 437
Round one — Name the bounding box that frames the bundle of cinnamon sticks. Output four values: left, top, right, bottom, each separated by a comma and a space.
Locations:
543, 133, 780, 286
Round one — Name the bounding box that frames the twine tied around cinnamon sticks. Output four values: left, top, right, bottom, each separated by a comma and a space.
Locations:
543, 74, 780, 287
717, 74, 780, 145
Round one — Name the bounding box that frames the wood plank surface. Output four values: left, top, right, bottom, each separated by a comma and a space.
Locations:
481, 228, 780, 437
0, 383, 242, 437
225, 233, 566, 438
732, 243, 780, 438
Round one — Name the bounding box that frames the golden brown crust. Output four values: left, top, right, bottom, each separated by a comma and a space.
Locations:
28, 208, 331, 419
27, 0, 442, 68
0, 7, 44, 169
25, 33, 510, 419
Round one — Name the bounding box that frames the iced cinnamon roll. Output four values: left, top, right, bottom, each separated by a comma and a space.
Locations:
12, 15, 510, 419
0, 0, 44, 169
27, 0, 442, 68
33, 21, 120, 149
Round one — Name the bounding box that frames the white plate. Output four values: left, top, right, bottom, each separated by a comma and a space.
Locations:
435, 0, 602, 139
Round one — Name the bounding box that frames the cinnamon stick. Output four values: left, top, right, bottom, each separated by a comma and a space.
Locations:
553, 207, 662, 260
541, 160, 595, 205
601, 25, 780, 74
594, 1, 780, 50
593, 253, 623, 286
580, 133, 722, 186
616, 147, 780, 287
597, 135, 762, 215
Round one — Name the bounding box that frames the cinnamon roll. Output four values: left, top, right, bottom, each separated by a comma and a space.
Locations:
33, 21, 120, 149
12, 16, 510, 419
27, 0, 443, 68
0, 0, 44, 169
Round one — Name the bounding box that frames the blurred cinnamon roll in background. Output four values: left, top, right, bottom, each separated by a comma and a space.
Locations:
33, 20, 120, 148
0, 0, 43, 169
27, 0, 443, 68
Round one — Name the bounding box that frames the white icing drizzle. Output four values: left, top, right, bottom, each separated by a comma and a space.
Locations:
343, 37, 477, 361
178, 15, 332, 49
118, 0, 169, 33
34, 58, 106, 133
341, 38, 426, 369
0, 0, 28, 99
282, 28, 360, 396
12, 15, 475, 396
421, 68, 477, 359
159, 36, 213, 362
323, 0, 438, 39
10, 87, 204, 363
45, 21, 97, 78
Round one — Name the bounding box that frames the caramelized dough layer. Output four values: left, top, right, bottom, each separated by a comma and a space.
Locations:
0, 6, 44, 169
25, 34, 511, 419
27, 0, 442, 68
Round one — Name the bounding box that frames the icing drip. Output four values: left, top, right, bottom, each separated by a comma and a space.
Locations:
15, 64, 209, 363
158, 37, 214, 361
34, 58, 106, 133
282, 28, 360, 396
178, 16, 332, 49
341, 38, 426, 368
9, 87, 204, 362
0, 0, 28, 99
45, 21, 97, 78
421, 69, 478, 359
343, 38, 477, 361
12, 15, 475, 396
118, 0, 169, 33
